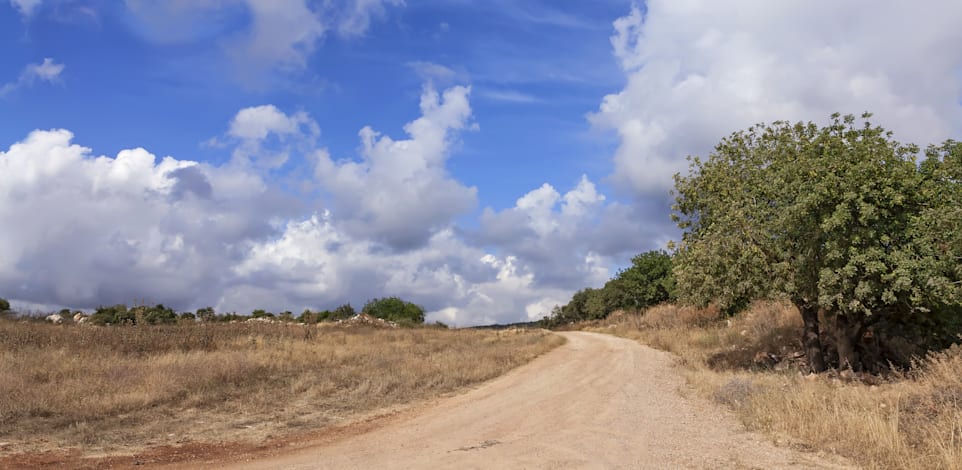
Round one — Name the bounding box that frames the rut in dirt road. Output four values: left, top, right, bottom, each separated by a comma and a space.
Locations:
212, 332, 850, 470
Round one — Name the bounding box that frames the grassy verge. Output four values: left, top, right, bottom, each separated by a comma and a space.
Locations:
591, 302, 962, 470
0, 320, 563, 456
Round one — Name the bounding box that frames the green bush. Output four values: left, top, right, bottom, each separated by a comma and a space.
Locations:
0, 298, 9, 312
195, 307, 216, 322
545, 250, 676, 326
142, 304, 177, 324
333, 303, 356, 319
362, 297, 425, 324
90, 304, 136, 325
251, 309, 274, 319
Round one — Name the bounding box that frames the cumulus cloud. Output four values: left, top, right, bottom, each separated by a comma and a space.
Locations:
591, 1, 962, 196
475, 176, 626, 290
0, 129, 300, 310
223, 104, 320, 168
1, 58, 65, 97
228, 213, 578, 325
313, 85, 478, 249
0, 83, 606, 325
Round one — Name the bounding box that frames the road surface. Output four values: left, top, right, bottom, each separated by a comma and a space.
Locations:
215, 331, 848, 469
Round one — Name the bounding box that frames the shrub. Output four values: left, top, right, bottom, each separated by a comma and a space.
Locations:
0, 298, 9, 312
362, 297, 425, 324
333, 303, 356, 319
251, 309, 274, 319
90, 304, 136, 325
195, 307, 216, 322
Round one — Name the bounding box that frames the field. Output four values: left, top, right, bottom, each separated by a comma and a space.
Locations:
0, 320, 563, 460
592, 302, 962, 470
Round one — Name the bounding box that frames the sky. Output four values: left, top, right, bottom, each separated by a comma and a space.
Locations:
1, 0, 961, 325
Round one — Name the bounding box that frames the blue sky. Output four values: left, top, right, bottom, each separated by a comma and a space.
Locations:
1, 0, 629, 210
2, 1, 961, 325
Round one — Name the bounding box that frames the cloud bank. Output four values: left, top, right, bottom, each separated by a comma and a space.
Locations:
591, 0, 962, 196
0, 85, 617, 325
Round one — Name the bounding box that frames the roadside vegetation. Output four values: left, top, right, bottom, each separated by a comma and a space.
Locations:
547, 114, 962, 469
0, 319, 563, 458
594, 303, 962, 469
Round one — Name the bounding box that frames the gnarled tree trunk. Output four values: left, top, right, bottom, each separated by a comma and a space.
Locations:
833, 314, 864, 371
797, 301, 827, 373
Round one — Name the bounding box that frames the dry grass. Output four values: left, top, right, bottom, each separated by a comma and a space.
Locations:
593, 301, 962, 470
0, 320, 563, 456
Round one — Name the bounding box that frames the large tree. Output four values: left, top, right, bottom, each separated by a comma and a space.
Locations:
673, 114, 960, 372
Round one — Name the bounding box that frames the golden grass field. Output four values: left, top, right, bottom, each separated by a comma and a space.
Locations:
0, 320, 563, 458
594, 302, 962, 470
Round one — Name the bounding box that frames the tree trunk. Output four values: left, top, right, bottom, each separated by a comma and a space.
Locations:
834, 314, 863, 371
797, 301, 827, 373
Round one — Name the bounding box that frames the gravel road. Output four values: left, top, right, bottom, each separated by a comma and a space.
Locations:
218, 331, 850, 469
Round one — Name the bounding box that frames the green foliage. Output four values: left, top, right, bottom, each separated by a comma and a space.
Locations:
605, 250, 676, 311
89, 304, 178, 325
141, 304, 177, 324
251, 309, 274, 319
0, 298, 9, 312
333, 303, 356, 319
672, 113, 962, 370
298, 304, 356, 323
362, 297, 425, 324
545, 250, 676, 326
195, 307, 216, 322
90, 304, 135, 325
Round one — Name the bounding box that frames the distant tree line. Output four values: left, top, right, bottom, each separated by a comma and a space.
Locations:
541, 250, 676, 327
0, 296, 428, 327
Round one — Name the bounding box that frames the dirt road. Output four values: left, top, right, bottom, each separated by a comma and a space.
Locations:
217, 332, 849, 469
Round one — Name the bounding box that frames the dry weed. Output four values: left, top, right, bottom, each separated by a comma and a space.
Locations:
0, 321, 563, 456
594, 301, 962, 469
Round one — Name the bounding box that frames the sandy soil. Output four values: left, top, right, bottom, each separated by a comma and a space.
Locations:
199, 331, 851, 470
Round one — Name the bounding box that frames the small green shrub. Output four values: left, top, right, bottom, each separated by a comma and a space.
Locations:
362, 297, 425, 324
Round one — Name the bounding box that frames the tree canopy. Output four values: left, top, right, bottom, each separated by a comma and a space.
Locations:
672, 113, 962, 371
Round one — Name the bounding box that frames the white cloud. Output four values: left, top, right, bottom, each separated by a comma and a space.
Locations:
236, 0, 325, 72
0, 129, 300, 309
476, 175, 621, 291
337, 0, 404, 38
25, 58, 65, 82
220, 104, 319, 168
313, 84, 478, 248
592, 1, 962, 196
229, 213, 578, 325
122, 0, 404, 84
9, 0, 42, 18
228, 105, 315, 141
479, 88, 541, 104
0, 84, 611, 325
407, 61, 461, 85
1, 58, 65, 97
122, 0, 236, 44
